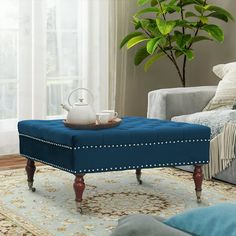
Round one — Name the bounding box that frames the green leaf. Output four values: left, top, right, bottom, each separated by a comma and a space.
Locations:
191, 35, 213, 43
144, 52, 164, 71
175, 50, 183, 58
150, 0, 158, 6
199, 16, 208, 24
134, 46, 150, 65
135, 7, 160, 17
202, 24, 224, 42
162, 3, 181, 14
120, 32, 143, 49
156, 18, 176, 35
205, 5, 234, 21
138, 0, 150, 6
179, 0, 204, 7
183, 49, 194, 60
194, 5, 205, 14
174, 31, 192, 48
140, 19, 162, 37
185, 12, 197, 18
175, 20, 195, 30
208, 12, 229, 22
127, 35, 149, 49
146, 37, 165, 54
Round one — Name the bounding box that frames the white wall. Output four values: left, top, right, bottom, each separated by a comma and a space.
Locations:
122, 0, 236, 116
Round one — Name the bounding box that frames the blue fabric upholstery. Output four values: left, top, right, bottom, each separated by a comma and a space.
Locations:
164, 203, 236, 236
18, 117, 210, 174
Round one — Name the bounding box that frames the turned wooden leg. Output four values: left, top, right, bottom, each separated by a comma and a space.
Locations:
25, 159, 36, 192
193, 165, 203, 203
73, 174, 85, 213
136, 168, 142, 185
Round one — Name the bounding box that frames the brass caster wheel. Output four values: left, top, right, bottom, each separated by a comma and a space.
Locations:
28, 181, 36, 192
137, 179, 142, 185
76, 201, 83, 214
196, 191, 202, 203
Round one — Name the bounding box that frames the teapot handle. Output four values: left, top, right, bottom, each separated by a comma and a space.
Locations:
68, 88, 94, 106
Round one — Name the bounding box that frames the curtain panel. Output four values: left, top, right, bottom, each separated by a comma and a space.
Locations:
0, 0, 127, 155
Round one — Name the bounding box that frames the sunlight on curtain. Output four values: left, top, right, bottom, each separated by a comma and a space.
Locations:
0, 0, 112, 155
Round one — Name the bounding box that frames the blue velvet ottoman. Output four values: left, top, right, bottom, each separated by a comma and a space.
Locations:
18, 117, 210, 211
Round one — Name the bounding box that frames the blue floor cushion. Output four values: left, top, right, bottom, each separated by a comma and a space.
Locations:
164, 203, 236, 236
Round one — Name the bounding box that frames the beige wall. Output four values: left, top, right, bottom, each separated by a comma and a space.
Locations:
122, 0, 236, 117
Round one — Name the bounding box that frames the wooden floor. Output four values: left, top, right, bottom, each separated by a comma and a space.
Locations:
0, 155, 42, 171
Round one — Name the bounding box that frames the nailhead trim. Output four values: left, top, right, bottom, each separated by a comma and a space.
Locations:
19, 134, 72, 150
21, 153, 208, 174
73, 139, 210, 150
75, 160, 208, 173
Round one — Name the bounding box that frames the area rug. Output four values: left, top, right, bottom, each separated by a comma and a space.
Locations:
0, 167, 236, 236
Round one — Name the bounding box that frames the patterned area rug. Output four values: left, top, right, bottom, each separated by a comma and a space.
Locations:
0, 166, 236, 236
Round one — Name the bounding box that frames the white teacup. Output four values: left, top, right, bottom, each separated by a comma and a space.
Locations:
101, 110, 118, 121
96, 113, 110, 124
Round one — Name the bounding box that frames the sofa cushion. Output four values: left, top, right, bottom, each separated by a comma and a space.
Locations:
110, 214, 191, 236
204, 62, 236, 111
164, 203, 236, 236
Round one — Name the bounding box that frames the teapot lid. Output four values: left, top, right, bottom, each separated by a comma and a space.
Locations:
68, 88, 94, 106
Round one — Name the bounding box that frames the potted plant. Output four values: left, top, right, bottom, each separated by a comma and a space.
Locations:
120, 0, 234, 87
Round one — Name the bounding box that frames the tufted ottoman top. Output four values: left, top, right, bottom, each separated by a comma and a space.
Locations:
18, 117, 210, 174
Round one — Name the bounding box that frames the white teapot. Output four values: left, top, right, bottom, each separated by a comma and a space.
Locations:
61, 88, 96, 125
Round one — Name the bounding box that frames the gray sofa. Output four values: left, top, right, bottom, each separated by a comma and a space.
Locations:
147, 86, 236, 185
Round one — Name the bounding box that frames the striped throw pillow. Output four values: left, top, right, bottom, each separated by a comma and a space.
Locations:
203, 62, 236, 111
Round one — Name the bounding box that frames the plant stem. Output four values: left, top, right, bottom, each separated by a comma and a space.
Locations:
181, 4, 186, 87
158, 0, 184, 86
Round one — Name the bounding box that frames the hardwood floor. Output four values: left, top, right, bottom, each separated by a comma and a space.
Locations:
0, 154, 42, 171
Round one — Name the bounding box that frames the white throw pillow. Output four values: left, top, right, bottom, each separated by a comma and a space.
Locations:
203, 62, 236, 111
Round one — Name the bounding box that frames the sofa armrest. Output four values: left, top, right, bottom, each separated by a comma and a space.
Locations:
147, 86, 217, 120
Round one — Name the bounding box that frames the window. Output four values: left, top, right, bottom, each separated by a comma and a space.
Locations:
0, 0, 18, 120
46, 0, 83, 117
0, 0, 111, 155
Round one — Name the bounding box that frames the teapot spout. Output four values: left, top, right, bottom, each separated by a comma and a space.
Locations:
61, 104, 71, 112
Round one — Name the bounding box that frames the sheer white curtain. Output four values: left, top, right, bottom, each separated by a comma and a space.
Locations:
0, 0, 117, 155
